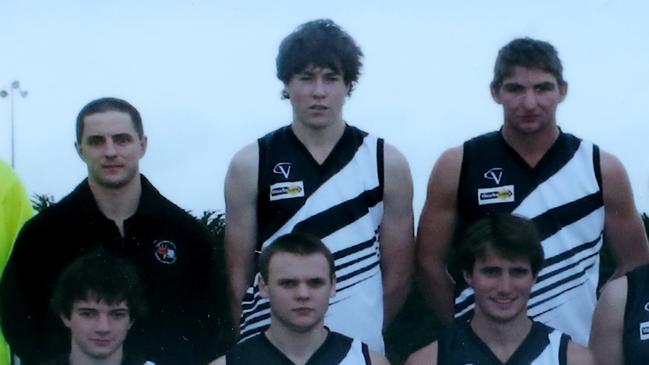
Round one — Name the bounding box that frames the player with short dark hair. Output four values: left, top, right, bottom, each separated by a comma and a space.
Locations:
407, 215, 594, 365
211, 233, 389, 365
225, 19, 414, 352
45, 250, 153, 365
416, 37, 649, 345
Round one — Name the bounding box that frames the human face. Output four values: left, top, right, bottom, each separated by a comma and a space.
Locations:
492, 66, 567, 136
285, 65, 350, 130
260, 252, 336, 334
75, 111, 146, 189
61, 299, 132, 360
464, 246, 536, 324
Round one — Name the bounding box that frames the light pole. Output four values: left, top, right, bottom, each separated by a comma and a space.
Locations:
0, 80, 28, 168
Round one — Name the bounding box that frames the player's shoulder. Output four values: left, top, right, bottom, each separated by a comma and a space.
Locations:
229, 142, 259, 172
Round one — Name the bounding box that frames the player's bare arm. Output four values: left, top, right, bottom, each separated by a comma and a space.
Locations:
601, 151, 649, 278
589, 275, 626, 365
415, 146, 463, 325
369, 349, 392, 365
224, 142, 259, 325
567, 341, 595, 365
405, 341, 438, 365
380, 143, 415, 327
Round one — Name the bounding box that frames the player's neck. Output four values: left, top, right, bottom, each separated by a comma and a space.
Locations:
291, 120, 346, 164
501, 124, 559, 168
69, 344, 123, 365
265, 324, 329, 365
470, 313, 532, 363
88, 174, 142, 236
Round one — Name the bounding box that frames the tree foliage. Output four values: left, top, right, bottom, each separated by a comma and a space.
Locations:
31, 193, 55, 213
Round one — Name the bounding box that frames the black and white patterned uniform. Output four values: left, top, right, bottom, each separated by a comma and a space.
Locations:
454, 130, 604, 345
226, 330, 372, 365
239, 125, 385, 352
437, 320, 569, 365
622, 263, 649, 364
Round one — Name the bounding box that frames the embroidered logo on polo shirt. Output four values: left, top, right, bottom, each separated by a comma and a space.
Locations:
270, 181, 305, 201
478, 185, 515, 205
483, 167, 504, 184
154, 240, 177, 264
644, 302, 649, 312
640, 321, 649, 340
273, 162, 292, 179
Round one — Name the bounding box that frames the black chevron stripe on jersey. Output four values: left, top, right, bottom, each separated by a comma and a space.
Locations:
532, 193, 604, 240
539, 234, 602, 274
292, 186, 382, 238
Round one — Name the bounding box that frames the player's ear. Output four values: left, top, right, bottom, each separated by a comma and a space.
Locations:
60, 314, 71, 328
281, 86, 290, 100
259, 274, 270, 299
75, 141, 86, 162
490, 85, 502, 104
139, 135, 148, 158
558, 81, 568, 102
329, 276, 336, 298
463, 270, 473, 287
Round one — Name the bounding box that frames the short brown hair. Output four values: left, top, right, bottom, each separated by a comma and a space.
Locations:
51, 249, 147, 320
258, 233, 335, 282
456, 214, 544, 276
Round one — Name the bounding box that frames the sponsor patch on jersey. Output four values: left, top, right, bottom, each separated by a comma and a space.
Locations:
270, 181, 305, 201
154, 240, 177, 264
640, 321, 649, 340
478, 185, 515, 205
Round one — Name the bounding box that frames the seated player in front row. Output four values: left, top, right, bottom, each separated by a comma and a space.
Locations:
406, 214, 594, 365
210, 232, 389, 365
44, 250, 154, 365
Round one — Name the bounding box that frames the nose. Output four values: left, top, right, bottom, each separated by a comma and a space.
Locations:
496, 274, 513, 294
296, 283, 310, 301
104, 139, 117, 158
95, 314, 111, 334
521, 90, 537, 109
312, 78, 327, 99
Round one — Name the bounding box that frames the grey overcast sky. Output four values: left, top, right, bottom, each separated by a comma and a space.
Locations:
1, 0, 648, 219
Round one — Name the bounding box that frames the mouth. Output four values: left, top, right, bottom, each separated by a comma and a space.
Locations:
292, 307, 314, 315
91, 339, 112, 347
491, 297, 517, 308
309, 105, 328, 111
518, 114, 541, 121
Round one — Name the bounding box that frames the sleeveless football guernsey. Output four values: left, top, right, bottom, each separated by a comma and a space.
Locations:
239, 125, 385, 352
455, 131, 604, 345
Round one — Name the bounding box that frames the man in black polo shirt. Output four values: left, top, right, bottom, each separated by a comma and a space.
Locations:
0, 97, 229, 365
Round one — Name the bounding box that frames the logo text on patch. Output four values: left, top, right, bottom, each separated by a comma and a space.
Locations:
270, 181, 305, 201
478, 185, 515, 205
640, 321, 649, 340
273, 162, 292, 179
484, 167, 504, 185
